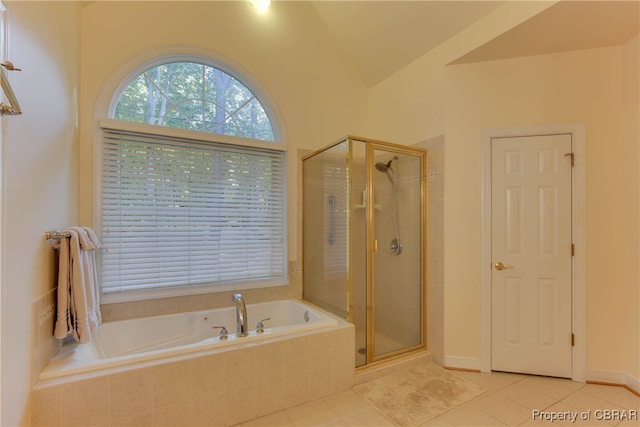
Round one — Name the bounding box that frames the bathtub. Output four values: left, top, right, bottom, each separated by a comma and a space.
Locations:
39, 298, 342, 382
33, 298, 354, 426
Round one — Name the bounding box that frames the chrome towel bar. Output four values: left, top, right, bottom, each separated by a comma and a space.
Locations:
45, 230, 71, 240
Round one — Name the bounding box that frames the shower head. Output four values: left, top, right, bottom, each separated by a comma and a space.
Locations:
375, 159, 393, 173
375, 157, 397, 184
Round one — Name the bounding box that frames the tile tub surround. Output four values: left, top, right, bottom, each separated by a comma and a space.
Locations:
30, 324, 354, 427
32, 289, 61, 382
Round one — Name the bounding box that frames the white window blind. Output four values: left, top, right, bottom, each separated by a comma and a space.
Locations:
100, 126, 286, 295
323, 163, 349, 274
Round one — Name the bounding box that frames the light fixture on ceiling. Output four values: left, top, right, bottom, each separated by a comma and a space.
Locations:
249, 0, 270, 13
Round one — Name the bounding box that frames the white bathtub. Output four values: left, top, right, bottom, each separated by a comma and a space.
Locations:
34, 299, 355, 426
39, 298, 340, 382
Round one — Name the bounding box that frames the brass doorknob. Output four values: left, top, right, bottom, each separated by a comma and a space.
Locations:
494, 262, 513, 271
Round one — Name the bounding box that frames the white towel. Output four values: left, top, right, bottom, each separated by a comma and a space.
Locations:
53, 226, 102, 343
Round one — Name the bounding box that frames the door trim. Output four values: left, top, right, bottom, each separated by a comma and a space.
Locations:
480, 123, 586, 382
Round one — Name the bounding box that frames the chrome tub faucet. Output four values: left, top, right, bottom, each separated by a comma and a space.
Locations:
232, 293, 248, 337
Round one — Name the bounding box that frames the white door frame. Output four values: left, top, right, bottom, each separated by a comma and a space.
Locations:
480, 123, 586, 382
0, 1, 7, 419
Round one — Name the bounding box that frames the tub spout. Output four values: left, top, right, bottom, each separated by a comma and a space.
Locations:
232, 293, 249, 337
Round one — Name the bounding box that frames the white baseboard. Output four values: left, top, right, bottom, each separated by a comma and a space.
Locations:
443, 361, 639, 394
444, 355, 481, 371
586, 370, 640, 395
626, 373, 640, 395
586, 369, 627, 384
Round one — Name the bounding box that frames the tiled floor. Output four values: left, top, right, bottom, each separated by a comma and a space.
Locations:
236, 363, 640, 427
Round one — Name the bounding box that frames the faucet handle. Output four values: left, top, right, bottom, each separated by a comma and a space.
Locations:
212, 325, 228, 340
256, 317, 271, 334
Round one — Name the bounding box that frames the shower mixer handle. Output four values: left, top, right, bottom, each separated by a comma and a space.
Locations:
256, 317, 270, 334
212, 325, 228, 340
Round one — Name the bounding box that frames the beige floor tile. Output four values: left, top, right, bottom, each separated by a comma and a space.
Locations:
496, 382, 558, 411
421, 414, 457, 426
517, 376, 585, 400
235, 410, 295, 427
558, 391, 629, 426
339, 408, 394, 427
431, 405, 507, 426
580, 384, 640, 410
521, 402, 584, 426
449, 370, 526, 393
109, 411, 153, 427
616, 416, 640, 427
286, 399, 342, 426
471, 392, 531, 425
208, 364, 638, 427
322, 389, 372, 419
561, 390, 623, 415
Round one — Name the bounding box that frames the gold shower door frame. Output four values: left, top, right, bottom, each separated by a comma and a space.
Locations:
361, 139, 427, 366
302, 136, 428, 368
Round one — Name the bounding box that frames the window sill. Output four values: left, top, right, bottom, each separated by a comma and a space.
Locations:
101, 278, 288, 304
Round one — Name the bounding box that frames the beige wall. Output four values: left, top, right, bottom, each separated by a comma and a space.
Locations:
624, 34, 640, 382
366, 0, 557, 145
443, 44, 638, 377
1, 2, 81, 425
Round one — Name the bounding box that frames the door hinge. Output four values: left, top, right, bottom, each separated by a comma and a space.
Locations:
564, 152, 575, 167
571, 333, 575, 347
571, 244, 575, 256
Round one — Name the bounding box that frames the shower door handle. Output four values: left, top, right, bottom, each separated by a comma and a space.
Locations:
373, 239, 378, 253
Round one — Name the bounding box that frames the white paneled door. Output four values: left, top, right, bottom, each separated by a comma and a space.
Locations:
491, 134, 572, 378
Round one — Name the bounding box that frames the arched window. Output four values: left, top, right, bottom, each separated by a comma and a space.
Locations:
100, 58, 285, 302
114, 61, 275, 141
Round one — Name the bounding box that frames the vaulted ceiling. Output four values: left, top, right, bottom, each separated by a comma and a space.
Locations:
309, 1, 640, 86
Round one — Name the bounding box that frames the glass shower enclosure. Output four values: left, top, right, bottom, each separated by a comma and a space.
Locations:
302, 136, 427, 367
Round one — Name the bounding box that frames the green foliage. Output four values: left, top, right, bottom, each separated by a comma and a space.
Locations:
114, 61, 275, 141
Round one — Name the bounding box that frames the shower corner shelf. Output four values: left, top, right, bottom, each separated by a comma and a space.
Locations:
354, 204, 381, 211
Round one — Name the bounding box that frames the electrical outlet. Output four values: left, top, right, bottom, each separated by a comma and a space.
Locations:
39, 302, 55, 326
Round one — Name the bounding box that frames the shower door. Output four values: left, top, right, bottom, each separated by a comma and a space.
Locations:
302, 137, 426, 368
369, 145, 425, 361
302, 141, 350, 319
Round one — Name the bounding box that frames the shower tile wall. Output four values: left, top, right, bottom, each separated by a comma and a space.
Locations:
416, 135, 444, 366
